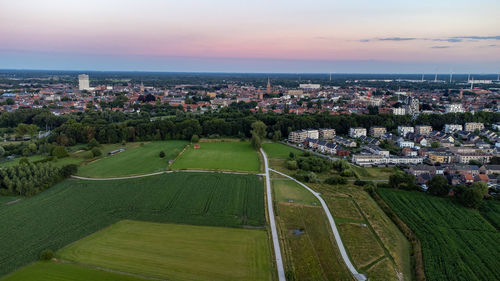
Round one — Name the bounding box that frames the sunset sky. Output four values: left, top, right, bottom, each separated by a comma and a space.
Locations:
1, 0, 499, 73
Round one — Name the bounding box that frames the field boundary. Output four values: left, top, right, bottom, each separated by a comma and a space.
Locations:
372, 190, 425, 281
71, 169, 259, 181
269, 168, 367, 281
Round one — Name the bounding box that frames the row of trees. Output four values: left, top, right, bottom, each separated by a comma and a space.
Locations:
427, 176, 489, 208
0, 163, 77, 196
3, 108, 500, 148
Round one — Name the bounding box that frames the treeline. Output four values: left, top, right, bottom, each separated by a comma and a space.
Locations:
0, 163, 77, 196
2, 108, 500, 147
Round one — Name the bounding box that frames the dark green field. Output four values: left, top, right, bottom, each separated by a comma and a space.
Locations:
378, 189, 500, 281
0, 172, 265, 277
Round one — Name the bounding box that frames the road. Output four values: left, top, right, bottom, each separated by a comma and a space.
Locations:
270, 168, 367, 281
260, 148, 287, 281
71, 170, 257, 181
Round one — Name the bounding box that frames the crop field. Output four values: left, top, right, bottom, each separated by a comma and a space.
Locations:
1, 262, 147, 281
272, 179, 319, 205
77, 140, 187, 177
172, 141, 260, 172
262, 142, 303, 159
378, 189, 500, 281
276, 203, 353, 281
311, 183, 411, 281
480, 200, 500, 229
58, 220, 272, 281
0, 172, 265, 277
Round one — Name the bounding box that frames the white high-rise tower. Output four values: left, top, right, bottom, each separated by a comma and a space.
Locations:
78, 74, 90, 91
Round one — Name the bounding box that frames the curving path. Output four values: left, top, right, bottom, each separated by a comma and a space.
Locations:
270, 168, 367, 281
71, 170, 257, 181
260, 148, 286, 281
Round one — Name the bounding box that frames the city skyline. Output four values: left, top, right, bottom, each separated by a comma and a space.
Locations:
1, 0, 499, 73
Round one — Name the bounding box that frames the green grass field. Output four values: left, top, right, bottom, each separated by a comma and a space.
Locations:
0, 172, 265, 277
1, 262, 147, 281
277, 203, 354, 281
309, 183, 412, 281
77, 141, 187, 177
58, 220, 272, 281
272, 178, 319, 205
262, 142, 303, 159
378, 189, 500, 281
172, 141, 260, 172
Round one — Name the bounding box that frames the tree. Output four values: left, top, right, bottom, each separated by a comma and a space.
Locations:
251, 121, 267, 139
40, 250, 54, 261
251, 133, 261, 150
455, 182, 488, 208
389, 171, 417, 190
0, 146, 4, 157
91, 147, 102, 157
60, 164, 78, 177
159, 151, 166, 158
14, 123, 38, 138
52, 146, 68, 158
468, 160, 482, 166
490, 156, 500, 165
427, 176, 450, 196
191, 134, 200, 143
87, 138, 100, 149
28, 143, 37, 154
431, 142, 440, 148
272, 130, 282, 142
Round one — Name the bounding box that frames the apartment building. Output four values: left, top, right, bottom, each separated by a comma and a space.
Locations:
464, 122, 485, 132
414, 125, 432, 136
369, 126, 387, 138
319, 128, 336, 140
349, 127, 367, 138
397, 126, 414, 136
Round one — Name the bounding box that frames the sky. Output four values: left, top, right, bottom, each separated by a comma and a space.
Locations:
0, 0, 499, 73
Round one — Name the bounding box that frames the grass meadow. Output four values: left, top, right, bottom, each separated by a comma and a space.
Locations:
172, 141, 260, 172
1, 262, 147, 281
77, 140, 187, 177
58, 220, 273, 281
0, 172, 265, 277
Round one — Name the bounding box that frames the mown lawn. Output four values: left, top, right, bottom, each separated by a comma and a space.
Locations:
1, 262, 147, 281
58, 220, 272, 281
172, 141, 260, 172
262, 142, 303, 159
77, 141, 187, 177
272, 178, 319, 206
0, 172, 265, 277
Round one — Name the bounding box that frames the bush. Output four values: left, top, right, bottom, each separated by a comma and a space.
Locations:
19, 157, 30, 165
0, 146, 4, 157
82, 151, 94, 159
52, 146, 68, 158
354, 179, 368, 186
60, 164, 78, 178
40, 250, 54, 261
340, 169, 355, 177
286, 160, 298, 170
91, 147, 102, 157
191, 134, 200, 143
295, 171, 319, 183
159, 151, 166, 158
325, 175, 347, 185
87, 138, 100, 149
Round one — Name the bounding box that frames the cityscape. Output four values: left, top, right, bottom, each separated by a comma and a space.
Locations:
0, 1, 499, 281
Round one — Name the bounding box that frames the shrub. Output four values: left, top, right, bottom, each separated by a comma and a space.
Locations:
340, 169, 355, 177
87, 138, 100, 149
159, 151, 166, 158
60, 164, 78, 178
354, 179, 368, 186
191, 134, 200, 143
325, 175, 347, 185
0, 146, 4, 157
40, 250, 54, 261
295, 171, 319, 183
286, 160, 298, 170
19, 157, 30, 165
52, 146, 68, 158
91, 147, 102, 157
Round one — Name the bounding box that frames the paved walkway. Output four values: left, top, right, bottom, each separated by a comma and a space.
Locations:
260, 148, 286, 281
270, 168, 367, 281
